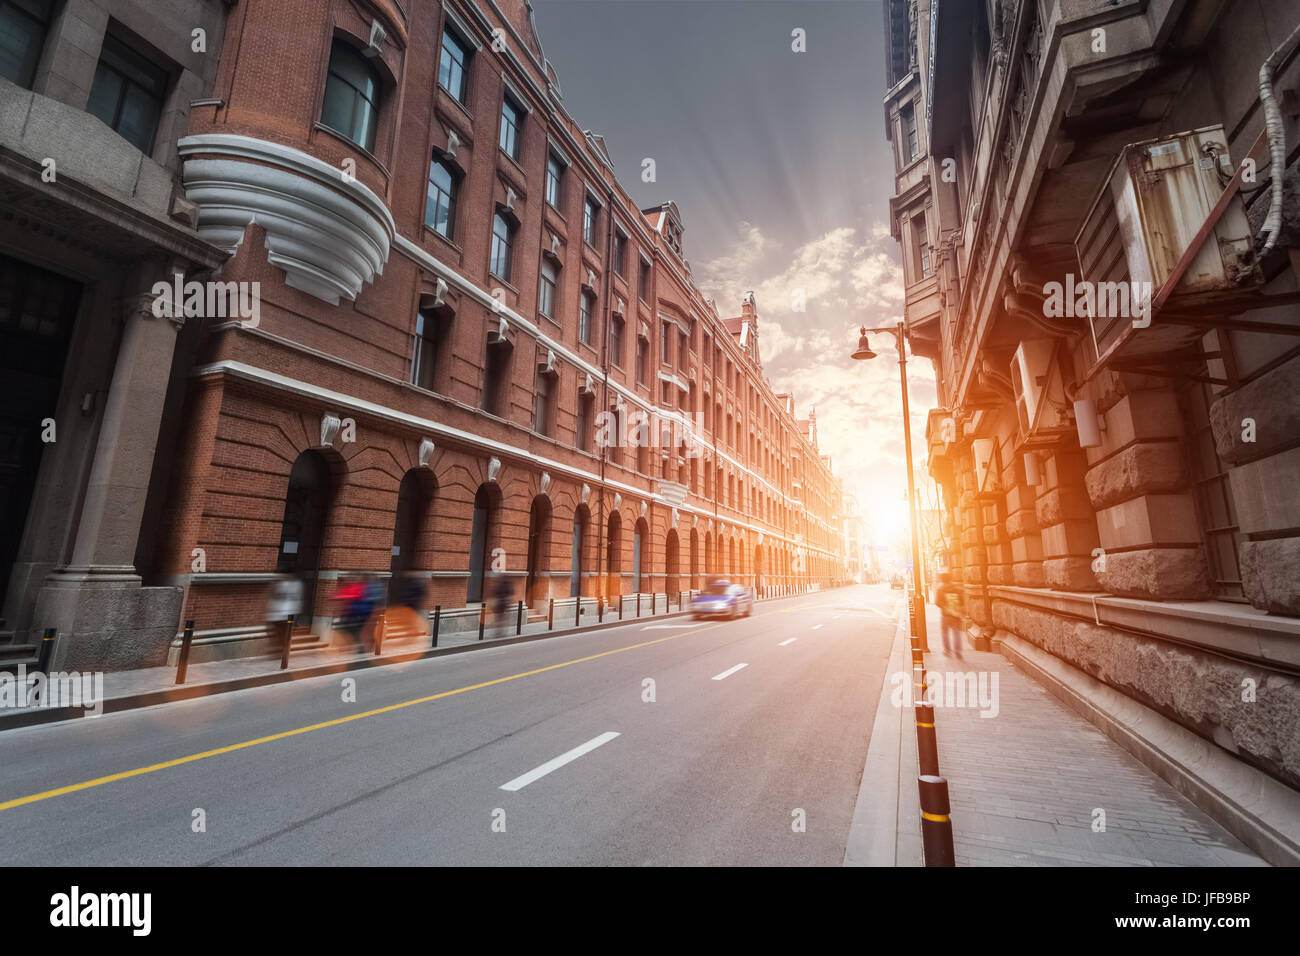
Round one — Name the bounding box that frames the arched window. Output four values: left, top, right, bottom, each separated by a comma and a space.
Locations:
425, 157, 459, 239
490, 211, 514, 282
321, 39, 381, 152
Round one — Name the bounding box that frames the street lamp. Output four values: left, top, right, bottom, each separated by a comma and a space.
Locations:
851, 323, 929, 652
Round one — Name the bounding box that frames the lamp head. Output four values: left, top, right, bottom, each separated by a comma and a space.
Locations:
851, 327, 876, 361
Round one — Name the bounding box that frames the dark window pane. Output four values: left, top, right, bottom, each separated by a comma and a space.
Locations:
0, 0, 52, 88
86, 34, 167, 154
322, 41, 380, 152
439, 29, 468, 102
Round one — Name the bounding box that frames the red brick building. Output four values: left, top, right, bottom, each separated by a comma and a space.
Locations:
138, 0, 849, 660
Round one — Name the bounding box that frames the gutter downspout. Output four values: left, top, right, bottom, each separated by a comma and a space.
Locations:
1259, 19, 1300, 256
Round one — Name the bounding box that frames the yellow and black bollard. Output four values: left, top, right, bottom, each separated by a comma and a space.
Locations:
918, 774, 956, 866
915, 702, 940, 776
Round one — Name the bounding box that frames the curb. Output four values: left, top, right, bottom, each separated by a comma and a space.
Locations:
0, 603, 709, 732
843, 604, 923, 866
999, 630, 1300, 868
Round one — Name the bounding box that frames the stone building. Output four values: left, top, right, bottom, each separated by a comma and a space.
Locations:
883, 0, 1300, 856
0, 0, 230, 670
0, 0, 847, 670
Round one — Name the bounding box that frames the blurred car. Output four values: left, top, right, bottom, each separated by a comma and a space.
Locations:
889, 572, 905, 590
690, 579, 753, 619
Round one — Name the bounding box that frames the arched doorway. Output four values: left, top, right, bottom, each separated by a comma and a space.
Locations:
276, 450, 333, 629
571, 504, 590, 597
606, 511, 622, 598
633, 517, 648, 592
526, 495, 552, 606
665, 528, 680, 596
754, 544, 764, 597
728, 537, 735, 579
390, 469, 433, 602
704, 531, 713, 577
467, 483, 500, 603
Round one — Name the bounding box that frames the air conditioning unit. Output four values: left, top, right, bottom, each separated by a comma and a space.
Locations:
1074, 125, 1263, 365
1010, 338, 1070, 440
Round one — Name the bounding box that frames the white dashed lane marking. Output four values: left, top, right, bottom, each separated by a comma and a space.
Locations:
499, 732, 621, 792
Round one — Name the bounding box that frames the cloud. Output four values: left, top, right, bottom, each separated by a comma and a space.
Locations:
694, 220, 933, 535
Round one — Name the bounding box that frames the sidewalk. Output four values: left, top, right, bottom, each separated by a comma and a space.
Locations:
0, 595, 704, 729
848, 602, 1267, 866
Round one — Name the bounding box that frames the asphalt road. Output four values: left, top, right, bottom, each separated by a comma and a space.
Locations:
0, 585, 901, 865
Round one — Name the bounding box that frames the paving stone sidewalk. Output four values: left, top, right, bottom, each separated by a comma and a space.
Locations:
920, 605, 1264, 866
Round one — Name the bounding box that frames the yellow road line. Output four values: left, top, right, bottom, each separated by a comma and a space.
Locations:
1, 621, 729, 813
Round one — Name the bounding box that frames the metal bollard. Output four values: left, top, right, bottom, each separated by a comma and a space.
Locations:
636, 593, 641, 617
918, 775, 956, 867
373, 611, 385, 656
915, 703, 940, 776
517, 599, 524, 635
36, 627, 56, 676
281, 614, 295, 669
175, 621, 195, 684
598, 597, 603, 623
548, 597, 554, 630
618, 595, 623, 620
432, 605, 441, 647
478, 604, 486, 641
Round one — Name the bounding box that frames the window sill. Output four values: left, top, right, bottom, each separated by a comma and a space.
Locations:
419, 224, 462, 257
499, 148, 528, 182
312, 123, 391, 181
437, 85, 474, 124
488, 274, 518, 296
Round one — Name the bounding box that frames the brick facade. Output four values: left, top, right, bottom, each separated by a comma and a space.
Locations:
152, 0, 849, 652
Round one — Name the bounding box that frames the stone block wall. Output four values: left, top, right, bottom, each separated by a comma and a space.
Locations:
1211, 358, 1300, 615
1084, 390, 1210, 600
1037, 447, 1100, 591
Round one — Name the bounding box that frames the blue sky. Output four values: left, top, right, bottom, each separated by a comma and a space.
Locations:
533, 0, 934, 538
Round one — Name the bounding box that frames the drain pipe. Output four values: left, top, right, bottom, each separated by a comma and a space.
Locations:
1258, 19, 1300, 256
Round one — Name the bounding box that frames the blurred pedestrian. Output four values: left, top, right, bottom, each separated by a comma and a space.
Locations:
935, 571, 964, 659
267, 576, 303, 652
334, 575, 369, 651
492, 574, 513, 631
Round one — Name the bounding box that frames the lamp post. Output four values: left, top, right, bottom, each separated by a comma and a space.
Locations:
851, 322, 929, 652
